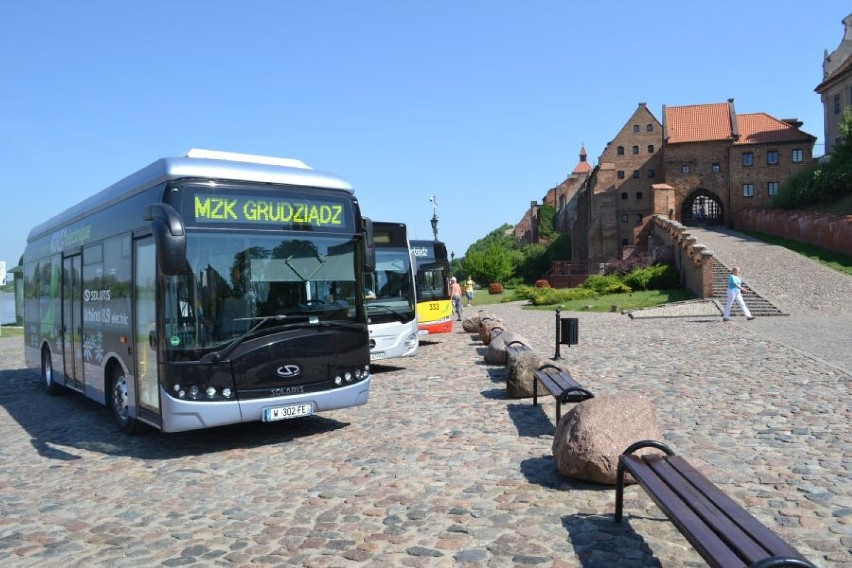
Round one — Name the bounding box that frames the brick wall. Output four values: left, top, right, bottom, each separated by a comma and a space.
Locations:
649, 216, 714, 298
733, 208, 852, 255
662, 140, 731, 221
598, 103, 663, 252
728, 143, 814, 212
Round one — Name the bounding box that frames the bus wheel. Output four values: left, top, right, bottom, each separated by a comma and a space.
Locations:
110, 368, 139, 434
41, 347, 63, 395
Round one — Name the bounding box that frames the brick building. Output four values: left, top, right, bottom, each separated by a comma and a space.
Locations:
566, 100, 816, 265
663, 100, 815, 226
816, 13, 852, 155
514, 146, 593, 244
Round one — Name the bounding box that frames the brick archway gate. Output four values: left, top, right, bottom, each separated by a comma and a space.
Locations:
682, 189, 724, 226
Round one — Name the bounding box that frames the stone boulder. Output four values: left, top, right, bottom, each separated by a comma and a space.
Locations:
551, 394, 662, 485
483, 330, 527, 364
461, 315, 480, 333
506, 351, 551, 398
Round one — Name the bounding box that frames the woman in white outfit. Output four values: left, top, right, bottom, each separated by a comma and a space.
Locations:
723, 266, 754, 321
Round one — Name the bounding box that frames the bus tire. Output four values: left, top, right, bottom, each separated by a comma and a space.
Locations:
110, 367, 140, 434
42, 347, 63, 395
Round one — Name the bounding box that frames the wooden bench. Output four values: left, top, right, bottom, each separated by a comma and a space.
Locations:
532, 363, 594, 424
615, 440, 816, 568
504, 339, 533, 361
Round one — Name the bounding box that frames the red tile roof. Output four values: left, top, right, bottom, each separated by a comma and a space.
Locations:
665, 103, 734, 144
665, 102, 815, 145
572, 161, 592, 174
735, 113, 814, 145
571, 145, 592, 174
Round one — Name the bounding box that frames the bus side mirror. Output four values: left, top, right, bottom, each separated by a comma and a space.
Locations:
362, 217, 376, 273
145, 203, 187, 276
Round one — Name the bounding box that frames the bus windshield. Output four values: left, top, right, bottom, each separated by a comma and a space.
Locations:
164, 231, 363, 357
365, 248, 416, 324
415, 260, 449, 302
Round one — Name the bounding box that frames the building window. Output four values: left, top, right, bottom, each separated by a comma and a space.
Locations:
791, 148, 803, 163
681, 164, 690, 174
621, 192, 628, 200
622, 238, 629, 246
617, 146, 624, 155
768, 181, 779, 196
621, 214, 628, 222
636, 214, 643, 222
742, 183, 754, 197
633, 170, 640, 179
742, 152, 753, 166
767, 150, 779, 165
633, 125, 640, 132
711, 162, 720, 173
636, 191, 643, 200
617, 170, 625, 179
835, 94, 842, 115
632, 145, 639, 154
647, 124, 653, 132
647, 169, 655, 178
647, 144, 654, 153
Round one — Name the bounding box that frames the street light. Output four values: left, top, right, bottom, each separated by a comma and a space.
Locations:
429, 195, 439, 240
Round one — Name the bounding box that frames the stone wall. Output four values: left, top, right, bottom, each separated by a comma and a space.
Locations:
734, 208, 852, 255
649, 215, 714, 298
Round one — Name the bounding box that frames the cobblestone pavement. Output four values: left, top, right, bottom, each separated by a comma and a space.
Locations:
1, 229, 850, 567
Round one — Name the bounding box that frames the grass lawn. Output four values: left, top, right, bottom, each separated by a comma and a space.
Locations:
0, 326, 23, 338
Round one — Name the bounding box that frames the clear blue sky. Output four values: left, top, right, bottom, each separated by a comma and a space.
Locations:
1, 1, 848, 269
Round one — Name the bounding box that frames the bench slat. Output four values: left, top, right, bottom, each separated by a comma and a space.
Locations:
648, 456, 770, 564
534, 369, 589, 402
622, 455, 747, 568
666, 457, 806, 562
532, 365, 593, 425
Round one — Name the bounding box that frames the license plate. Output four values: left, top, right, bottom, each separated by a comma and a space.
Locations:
370, 351, 387, 361
263, 403, 313, 422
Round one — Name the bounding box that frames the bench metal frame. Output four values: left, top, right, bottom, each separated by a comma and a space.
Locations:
504, 339, 533, 360
615, 440, 816, 568
532, 363, 594, 424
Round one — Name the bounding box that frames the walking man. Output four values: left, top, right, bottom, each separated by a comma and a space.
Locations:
450, 277, 463, 321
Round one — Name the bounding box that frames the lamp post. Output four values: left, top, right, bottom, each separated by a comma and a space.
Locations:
429, 194, 439, 240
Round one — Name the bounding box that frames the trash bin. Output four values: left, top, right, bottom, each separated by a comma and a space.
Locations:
560, 317, 579, 346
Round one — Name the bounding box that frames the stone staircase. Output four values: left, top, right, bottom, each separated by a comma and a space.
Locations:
712, 260, 786, 317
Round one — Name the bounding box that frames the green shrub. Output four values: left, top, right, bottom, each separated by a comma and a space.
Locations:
528, 287, 596, 306
582, 274, 624, 294
624, 263, 679, 290
603, 282, 632, 294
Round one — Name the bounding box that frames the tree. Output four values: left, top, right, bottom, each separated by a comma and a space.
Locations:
462, 242, 515, 284
537, 203, 556, 240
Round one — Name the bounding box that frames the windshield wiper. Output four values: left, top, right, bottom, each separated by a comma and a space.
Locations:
201, 314, 308, 362
367, 304, 411, 323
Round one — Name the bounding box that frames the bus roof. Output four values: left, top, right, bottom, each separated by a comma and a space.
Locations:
27, 149, 355, 243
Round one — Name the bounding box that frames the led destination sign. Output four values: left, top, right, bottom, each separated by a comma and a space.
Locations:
193, 193, 351, 229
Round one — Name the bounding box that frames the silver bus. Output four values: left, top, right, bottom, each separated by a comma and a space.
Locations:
23, 149, 375, 433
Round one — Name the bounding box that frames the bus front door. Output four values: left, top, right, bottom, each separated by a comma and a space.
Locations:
62, 254, 84, 390
134, 238, 161, 418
